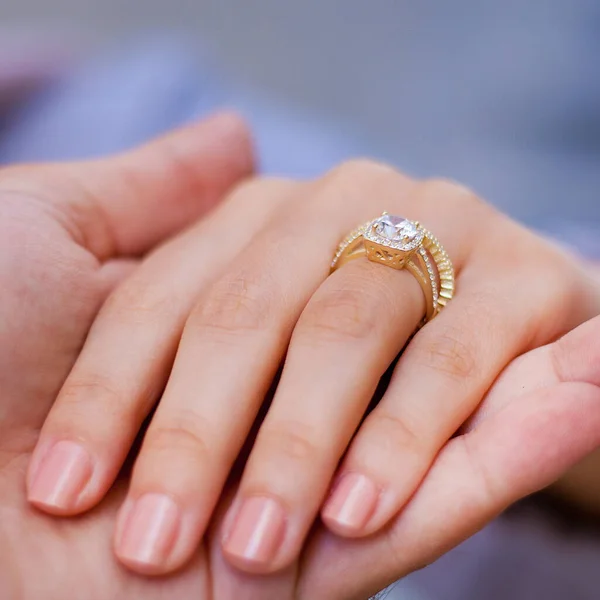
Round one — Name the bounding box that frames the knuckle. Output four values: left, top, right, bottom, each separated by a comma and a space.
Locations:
228, 176, 295, 204
366, 410, 422, 452
331, 158, 398, 182
412, 326, 478, 382
317, 159, 413, 214
145, 410, 213, 461
298, 286, 376, 343
324, 159, 407, 196
102, 277, 174, 322
305, 158, 419, 221
425, 178, 481, 205
422, 178, 492, 222
540, 252, 582, 309
351, 410, 426, 475
541, 262, 588, 342
192, 272, 273, 335
258, 422, 322, 464
59, 376, 126, 420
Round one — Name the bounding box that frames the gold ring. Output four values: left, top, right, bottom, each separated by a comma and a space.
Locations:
331, 213, 454, 322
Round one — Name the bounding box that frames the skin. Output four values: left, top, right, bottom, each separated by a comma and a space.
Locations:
23, 158, 600, 580
0, 125, 599, 599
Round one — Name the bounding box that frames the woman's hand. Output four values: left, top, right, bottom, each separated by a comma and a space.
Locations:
0, 112, 254, 599
28, 160, 600, 577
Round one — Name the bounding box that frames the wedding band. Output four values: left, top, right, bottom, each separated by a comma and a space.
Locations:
331, 214, 454, 322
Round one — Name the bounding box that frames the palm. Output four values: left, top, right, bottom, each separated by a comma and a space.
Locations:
0, 199, 212, 599
0, 113, 255, 600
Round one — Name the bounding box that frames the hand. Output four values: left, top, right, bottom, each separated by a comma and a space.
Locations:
209, 314, 600, 599
0, 112, 254, 599
29, 161, 600, 578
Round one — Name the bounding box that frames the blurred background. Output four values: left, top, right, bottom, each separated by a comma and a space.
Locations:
0, 1, 599, 229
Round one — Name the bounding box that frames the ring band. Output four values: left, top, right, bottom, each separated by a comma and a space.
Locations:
331, 214, 454, 322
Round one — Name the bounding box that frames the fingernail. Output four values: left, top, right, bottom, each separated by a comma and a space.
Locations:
116, 494, 180, 569
28, 440, 93, 511
322, 473, 379, 533
222, 497, 286, 566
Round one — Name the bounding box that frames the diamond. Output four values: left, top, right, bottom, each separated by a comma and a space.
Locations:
364, 214, 424, 251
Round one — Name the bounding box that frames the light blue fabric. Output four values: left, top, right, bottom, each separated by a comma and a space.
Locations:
2, 19, 599, 232
0, 39, 372, 179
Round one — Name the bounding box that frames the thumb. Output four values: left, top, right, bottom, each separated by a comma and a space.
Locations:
1, 111, 255, 259
466, 315, 600, 429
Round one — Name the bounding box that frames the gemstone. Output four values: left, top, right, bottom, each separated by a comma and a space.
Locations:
367, 214, 423, 250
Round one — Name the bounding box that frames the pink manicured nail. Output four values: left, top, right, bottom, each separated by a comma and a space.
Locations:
28, 440, 93, 511
223, 497, 286, 566
322, 473, 379, 533
116, 494, 180, 569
